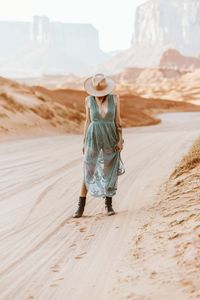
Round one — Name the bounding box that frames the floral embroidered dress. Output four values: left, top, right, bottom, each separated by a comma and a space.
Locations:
83, 93, 125, 198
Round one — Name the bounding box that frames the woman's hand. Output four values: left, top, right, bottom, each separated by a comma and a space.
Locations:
115, 140, 123, 152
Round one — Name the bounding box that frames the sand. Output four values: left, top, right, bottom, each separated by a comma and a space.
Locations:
1, 76, 200, 140
33, 86, 200, 128
1, 75, 200, 141
0, 112, 199, 300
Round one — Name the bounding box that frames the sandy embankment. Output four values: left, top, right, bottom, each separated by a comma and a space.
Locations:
122, 136, 200, 299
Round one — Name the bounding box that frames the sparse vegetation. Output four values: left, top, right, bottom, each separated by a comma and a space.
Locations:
171, 137, 200, 178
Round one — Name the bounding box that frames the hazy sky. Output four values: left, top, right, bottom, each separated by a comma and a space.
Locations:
0, 0, 146, 52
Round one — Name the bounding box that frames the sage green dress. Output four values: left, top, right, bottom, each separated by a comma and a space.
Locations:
83, 93, 125, 198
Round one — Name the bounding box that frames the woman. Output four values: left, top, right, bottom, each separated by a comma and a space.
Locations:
73, 73, 125, 218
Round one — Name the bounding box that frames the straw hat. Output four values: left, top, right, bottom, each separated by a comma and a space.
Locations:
84, 73, 115, 96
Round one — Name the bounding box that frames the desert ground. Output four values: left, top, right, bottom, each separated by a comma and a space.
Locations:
0, 111, 199, 300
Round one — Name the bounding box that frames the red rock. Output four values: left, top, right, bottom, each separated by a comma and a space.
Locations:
160, 49, 200, 71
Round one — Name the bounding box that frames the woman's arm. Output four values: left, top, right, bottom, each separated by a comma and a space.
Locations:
82, 96, 91, 151
114, 94, 124, 151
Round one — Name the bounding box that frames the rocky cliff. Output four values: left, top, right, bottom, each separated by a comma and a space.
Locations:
132, 0, 200, 56
97, 0, 200, 74
159, 49, 200, 70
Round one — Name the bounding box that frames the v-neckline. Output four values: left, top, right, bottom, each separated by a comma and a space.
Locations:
94, 95, 110, 119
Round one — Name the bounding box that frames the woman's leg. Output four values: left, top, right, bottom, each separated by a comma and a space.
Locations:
73, 179, 87, 218
102, 147, 117, 195
80, 178, 88, 197
83, 146, 99, 195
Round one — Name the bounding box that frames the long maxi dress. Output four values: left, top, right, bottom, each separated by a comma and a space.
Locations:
83, 93, 125, 198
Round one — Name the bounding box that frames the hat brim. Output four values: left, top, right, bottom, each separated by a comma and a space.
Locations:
84, 76, 115, 96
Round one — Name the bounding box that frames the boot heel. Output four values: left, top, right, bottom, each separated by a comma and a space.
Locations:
73, 196, 86, 218
105, 196, 115, 216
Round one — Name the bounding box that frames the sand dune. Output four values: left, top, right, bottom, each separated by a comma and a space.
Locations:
0, 77, 85, 139
18, 65, 200, 105
15, 48, 200, 106
1, 76, 200, 140
18, 74, 83, 90
33, 86, 200, 129
114, 67, 200, 104
0, 112, 199, 300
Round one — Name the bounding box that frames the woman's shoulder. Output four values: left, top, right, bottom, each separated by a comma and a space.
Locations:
85, 95, 91, 108
111, 93, 119, 105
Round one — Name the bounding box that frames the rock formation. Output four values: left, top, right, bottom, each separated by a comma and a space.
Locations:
159, 49, 200, 71
97, 0, 200, 74
0, 16, 108, 77
132, 0, 200, 56
0, 21, 30, 59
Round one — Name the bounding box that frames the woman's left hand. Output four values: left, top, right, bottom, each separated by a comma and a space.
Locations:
115, 140, 123, 152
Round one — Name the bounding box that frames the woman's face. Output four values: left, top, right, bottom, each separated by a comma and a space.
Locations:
96, 94, 108, 100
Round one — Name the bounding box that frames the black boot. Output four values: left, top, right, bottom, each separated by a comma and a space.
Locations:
73, 196, 86, 218
105, 196, 115, 216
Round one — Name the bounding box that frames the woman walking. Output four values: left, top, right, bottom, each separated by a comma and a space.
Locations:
73, 73, 125, 218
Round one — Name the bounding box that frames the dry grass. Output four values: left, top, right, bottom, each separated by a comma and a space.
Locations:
171, 137, 200, 178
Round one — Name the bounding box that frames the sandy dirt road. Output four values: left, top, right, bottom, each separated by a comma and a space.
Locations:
0, 112, 200, 300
